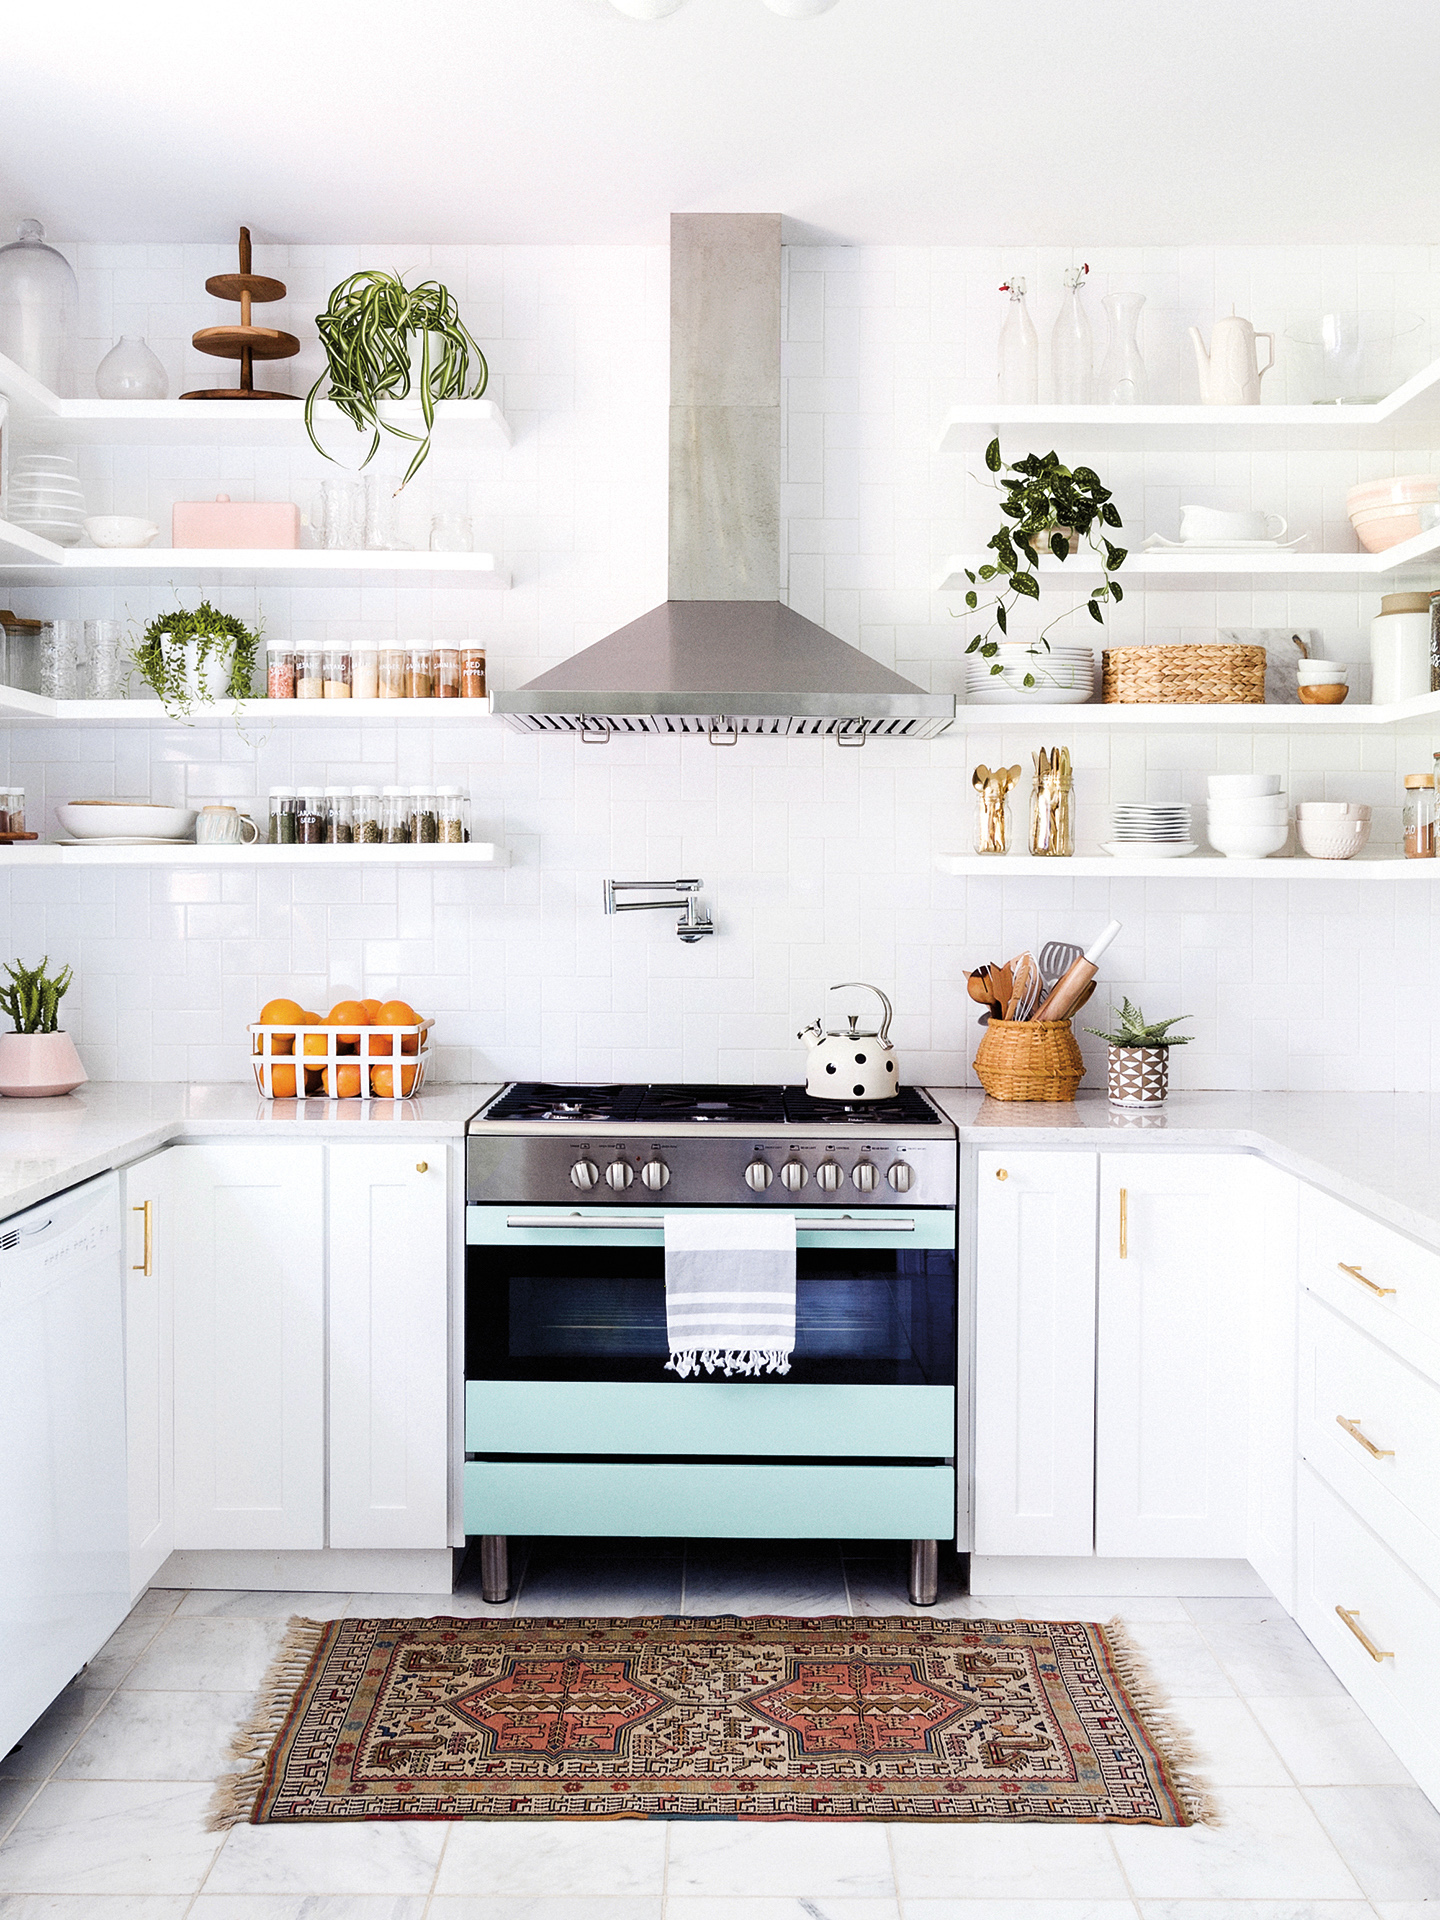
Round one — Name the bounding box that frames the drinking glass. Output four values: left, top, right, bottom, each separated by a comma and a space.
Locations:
84, 619, 129, 699
321, 478, 364, 550
429, 512, 472, 552
39, 620, 79, 699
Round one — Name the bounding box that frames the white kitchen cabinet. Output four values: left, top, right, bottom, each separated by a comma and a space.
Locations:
170, 1143, 326, 1550
328, 1144, 450, 1549
123, 1150, 176, 1596
1095, 1153, 1254, 1560
1246, 1161, 1300, 1606
973, 1150, 1098, 1556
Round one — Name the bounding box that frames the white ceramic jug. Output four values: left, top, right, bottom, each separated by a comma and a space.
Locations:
798, 982, 899, 1100
1189, 312, 1274, 406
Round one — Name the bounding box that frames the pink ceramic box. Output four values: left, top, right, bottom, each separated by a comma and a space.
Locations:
172, 493, 300, 549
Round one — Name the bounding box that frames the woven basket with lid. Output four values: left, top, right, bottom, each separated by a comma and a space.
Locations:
1102, 643, 1266, 704
974, 1018, 1085, 1102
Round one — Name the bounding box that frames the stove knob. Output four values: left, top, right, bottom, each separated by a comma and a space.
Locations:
887, 1160, 915, 1193
744, 1161, 774, 1192
780, 1160, 808, 1191
851, 1160, 879, 1192
816, 1160, 843, 1193
605, 1161, 634, 1191
641, 1158, 671, 1191
570, 1159, 600, 1191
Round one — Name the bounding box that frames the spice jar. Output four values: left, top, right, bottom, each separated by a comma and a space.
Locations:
436, 785, 466, 844
381, 785, 411, 844
352, 639, 380, 701
0, 786, 24, 835
411, 783, 439, 844
268, 786, 297, 845
378, 643, 407, 699
266, 638, 296, 700
325, 786, 353, 844
351, 786, 381, 844
296, 645, 326, 700
1404, 773, 1435, 858
435, 645, 461, 699
323, 645, 352, 699
296, 786, 327, 845
461, 645, 486, 699
406, 643, 435, 700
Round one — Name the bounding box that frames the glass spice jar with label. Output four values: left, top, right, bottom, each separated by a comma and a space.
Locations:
378, 643, 407, 699
406, 644, 435, 699
266, 639, 296, 700
351, 786, 381, 843
296, 786, 327, 844
268, 786, 297, 844
381, 785, 411, 843
323, 646, 352, 699
461, 645, 486, 698
436, 784, 466, 843
352, 639, 380, 700
435, 645, 461, 698
296, 645, 326, 700
1404, 773, 1435, 858
411, 783, 440, 843
325, 786, 353, 843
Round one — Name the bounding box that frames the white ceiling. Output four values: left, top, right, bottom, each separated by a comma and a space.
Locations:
2, 0, 1436, 247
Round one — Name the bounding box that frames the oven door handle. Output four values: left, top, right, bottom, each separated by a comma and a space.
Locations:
505, 1214, 916, 1232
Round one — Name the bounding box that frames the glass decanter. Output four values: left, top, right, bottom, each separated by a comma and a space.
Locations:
1098, 291, 1149, 405
1051, 266, 1093, 404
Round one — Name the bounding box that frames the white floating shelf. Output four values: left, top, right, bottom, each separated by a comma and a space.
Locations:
938, 525, 1440, 592
944, 690, 1440, 729
936, 357, 1440, 453
0, 523, 509, 586
8, 842, 508, 868
936, 852, 1425, 881
0, 352, 512, 449
0, 688, 495, 724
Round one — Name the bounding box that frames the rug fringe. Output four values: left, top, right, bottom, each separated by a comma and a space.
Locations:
1103, 1615, 1221, 1827
206, 1615, 331, 1831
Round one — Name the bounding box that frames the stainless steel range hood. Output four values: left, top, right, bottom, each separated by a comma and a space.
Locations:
494, 214, 953, 742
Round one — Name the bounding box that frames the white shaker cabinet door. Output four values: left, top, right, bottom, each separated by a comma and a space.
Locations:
1096, 1153, 1254, 1560
171, 1143, 326, 1550
123, 1149, 176, 1596
327, 1144, 450, 1549
1247, 1161, 1300, 1608
974, 1150, 1098, 1556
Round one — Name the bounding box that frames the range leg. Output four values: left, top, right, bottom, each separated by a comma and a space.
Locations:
908, 1538, 939, 1607
480, 1535, 509, 1604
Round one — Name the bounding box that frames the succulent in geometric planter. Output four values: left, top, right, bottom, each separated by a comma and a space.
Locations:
0, 955, 87, 1097
1085, 998, 1192, 1108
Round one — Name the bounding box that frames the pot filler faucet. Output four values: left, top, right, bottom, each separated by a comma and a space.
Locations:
604, 877, 714, 941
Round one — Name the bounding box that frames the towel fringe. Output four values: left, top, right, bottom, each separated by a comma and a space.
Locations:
206, 1614, 331, 1830
666, 1346, 792, 1379
1103, 1615, 1222, 1827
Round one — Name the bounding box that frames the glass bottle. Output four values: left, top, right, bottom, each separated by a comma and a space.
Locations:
296, 644, 326, 700
0, 220, 78, 391
268, 786, 297, 845
435, 644, 461, 698
95, 335, 168, 400
296, 786, 327, 845
406, 643, 435, 699
378, 643, 407, 699
461, 644, 487, 698
325, 786, 353, 844
997, 277, 1038, 404
323, 645, 352, 699
436, 784, 466, 844
266, 638, 296, 700
1099, 292, 1149, 405
1051, 266, 1093, 404
381, 785, 411, 844
352, 786, 381, 844
352, 639, 380, 700
411, 783, 439, 844
1404, 774, 1435, 858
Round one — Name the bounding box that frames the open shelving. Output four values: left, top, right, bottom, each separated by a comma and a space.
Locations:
935, 852, 1428, 881
0, 687, 496, 724
4, 842, 509, 868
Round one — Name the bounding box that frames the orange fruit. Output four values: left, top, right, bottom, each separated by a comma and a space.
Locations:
322, 1063, 364, 1098
258, 996, 302, 1055
365, 1031, 393, 1056
267, 1063, 299, 1098
376, 998, 421, 1053
370, 1062, 419, 1098
361, 998, 383, 1020
301, 1028, 329, 1056
327, 999, 372, 1053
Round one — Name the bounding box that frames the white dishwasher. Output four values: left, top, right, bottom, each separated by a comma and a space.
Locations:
0, 1172, 129, 1759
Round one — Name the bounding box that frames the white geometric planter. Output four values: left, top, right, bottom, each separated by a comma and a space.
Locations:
1106, 1044, 1171, 1107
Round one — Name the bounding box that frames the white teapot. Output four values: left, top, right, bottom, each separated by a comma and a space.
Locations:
798, 982, 899, 1100
1189, 311, 1274, 406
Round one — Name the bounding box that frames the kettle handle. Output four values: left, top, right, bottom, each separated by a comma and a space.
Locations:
1254, 331, 1274, 380
828, 981, 893, 1044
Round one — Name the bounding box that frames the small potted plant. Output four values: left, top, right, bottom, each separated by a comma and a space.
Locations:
134, 600, 262, 717
1086, 998, 1192, 1108
0, 956, 86, 1097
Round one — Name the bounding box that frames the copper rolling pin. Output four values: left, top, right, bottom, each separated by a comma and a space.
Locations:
1033, 919, 1122, 1021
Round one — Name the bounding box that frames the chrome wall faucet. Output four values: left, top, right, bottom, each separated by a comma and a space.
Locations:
604, 878, 714, 941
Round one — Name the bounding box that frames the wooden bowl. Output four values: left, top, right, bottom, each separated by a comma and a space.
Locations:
1297, 683, 1349, 704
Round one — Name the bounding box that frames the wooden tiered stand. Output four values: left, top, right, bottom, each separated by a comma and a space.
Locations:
181, 226, 300, 400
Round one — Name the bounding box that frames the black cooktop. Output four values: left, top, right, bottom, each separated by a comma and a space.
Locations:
483, 1082, 943, 1126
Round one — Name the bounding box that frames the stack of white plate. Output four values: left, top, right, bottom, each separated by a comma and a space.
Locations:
966, 642, 1095, 706
1104, 802, 1196, 858
7, 453, 87, 547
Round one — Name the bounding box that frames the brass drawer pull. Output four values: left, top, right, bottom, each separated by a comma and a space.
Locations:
1336, 1605, 1394, 1662
1119, 1187, 1128, 1260
995, 1168, 1008, 1181
1339, 1262, 1396, 1298
416, 1161, 429, 1174
1336, 1414, 1395, 1460
131, 1200, 152, 1277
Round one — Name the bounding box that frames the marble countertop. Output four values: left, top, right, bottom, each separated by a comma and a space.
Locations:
1, 1082, 1436, 1250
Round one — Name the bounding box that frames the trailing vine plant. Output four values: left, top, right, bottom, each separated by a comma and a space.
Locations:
958, 439, 1127, 686
305, 271, 489, 488
134, 600, 262, 718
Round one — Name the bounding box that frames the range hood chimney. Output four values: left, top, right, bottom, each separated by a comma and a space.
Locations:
493, 214, 954, 741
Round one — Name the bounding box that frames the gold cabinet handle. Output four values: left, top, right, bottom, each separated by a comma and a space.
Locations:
415, 1161, 429, 1174
1339, 1262, 1396, 1298
1119, 1187, 1128, 1260
131, 1200, 152, 1276
1336, 1605, 1394, 1662
994, 1168, 1008, 1181
1337, 1414, 1395, 1459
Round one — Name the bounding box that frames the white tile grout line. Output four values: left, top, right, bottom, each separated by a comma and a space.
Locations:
423, 1815, 454, 1918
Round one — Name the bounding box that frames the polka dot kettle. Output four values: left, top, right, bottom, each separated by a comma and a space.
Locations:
797, 982, 898, 1100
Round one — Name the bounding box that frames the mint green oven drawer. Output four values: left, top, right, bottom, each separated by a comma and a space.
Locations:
465, 1381, 953, 1457
464, 1461, 954, 1538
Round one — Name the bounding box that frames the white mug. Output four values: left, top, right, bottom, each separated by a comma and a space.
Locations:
1180, 505, 1288, 544
195, 805, 259, 845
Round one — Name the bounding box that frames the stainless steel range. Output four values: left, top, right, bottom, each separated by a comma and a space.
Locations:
464, 1083, 959, 1605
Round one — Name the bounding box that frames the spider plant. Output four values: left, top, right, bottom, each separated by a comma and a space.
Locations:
305, 271, 489, 488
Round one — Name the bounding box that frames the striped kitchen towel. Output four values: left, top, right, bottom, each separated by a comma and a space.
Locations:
663, 1210, 797, 1379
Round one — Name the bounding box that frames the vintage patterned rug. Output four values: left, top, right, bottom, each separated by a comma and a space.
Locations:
213, 1614, 1212, 1826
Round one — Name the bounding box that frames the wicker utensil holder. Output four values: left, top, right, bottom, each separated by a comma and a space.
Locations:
1103, 643, 1266, 705
974, 1018, 1085, 1102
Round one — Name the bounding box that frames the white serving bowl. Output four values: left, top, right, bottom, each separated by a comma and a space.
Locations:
1207, 800, 1288, 821
1297, 817, 1372, 859
83, 515, 159, 549
1296, 801, 1371, 818
1207, 772, 1282, 797
57, 801, 196, 841
1206, 817, 1290, 858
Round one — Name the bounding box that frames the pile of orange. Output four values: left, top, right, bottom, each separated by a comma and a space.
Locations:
256, 996, 426, 1098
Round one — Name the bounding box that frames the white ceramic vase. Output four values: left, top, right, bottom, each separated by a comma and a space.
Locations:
0, 1030, 88, 1097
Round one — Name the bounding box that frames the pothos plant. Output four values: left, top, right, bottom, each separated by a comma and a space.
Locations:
958, 439, 1127, 686
134, 601, 263, 717
305, 270, 489, 488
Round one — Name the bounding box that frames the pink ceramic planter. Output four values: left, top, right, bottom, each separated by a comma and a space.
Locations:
0, 1031, 88, 1097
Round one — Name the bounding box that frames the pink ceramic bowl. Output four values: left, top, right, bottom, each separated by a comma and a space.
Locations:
1350, 503, 1431, 551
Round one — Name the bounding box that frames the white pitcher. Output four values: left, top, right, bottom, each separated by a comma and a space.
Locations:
1189, 312, 1274, 406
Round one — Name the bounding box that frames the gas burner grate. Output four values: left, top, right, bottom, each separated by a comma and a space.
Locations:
782, 1086, 943, 1126
637, 1084, 788, 1123
484, 1083, 646, 1124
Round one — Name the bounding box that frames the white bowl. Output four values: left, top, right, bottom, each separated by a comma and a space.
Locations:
1207, 800, 1288, 819
1297, 817, 1371, 859
1206, 818, 1289, 858
1296, 801, 1371, 818
84, 515, 159, 549
57, 801, 196, 841
1207, 772, 1282, 797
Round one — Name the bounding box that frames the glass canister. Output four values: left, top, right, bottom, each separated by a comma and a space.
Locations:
352, 786, 381, 843
461, 644, 487, 699
266, 638, 296, 700
1405, 773, 1436, 858
296, 786, 327, 845
268, 786, 297, 845
378, 643, 407, 699
411, 783, 439, 843
296, 644, 326, 700
0, 611, 43, 694
352, 639, 380, 700
381, 785, 411, 844
406, 643, 435, 699
0, 220, 78, 391
0, 787, 25, 834
323, 645, 352, 699
435, 644, 461, 699
325, 786, 353, 844
436, 785, 466, 843
1028, 747, 1074, 856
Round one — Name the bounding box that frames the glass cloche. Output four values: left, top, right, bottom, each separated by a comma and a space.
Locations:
0, 220, 78, 393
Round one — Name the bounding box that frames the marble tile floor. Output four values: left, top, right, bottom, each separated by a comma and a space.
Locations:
3, 1539, 1440, 1919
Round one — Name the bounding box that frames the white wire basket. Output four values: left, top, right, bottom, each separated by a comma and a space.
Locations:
248, 1018, 434, 1100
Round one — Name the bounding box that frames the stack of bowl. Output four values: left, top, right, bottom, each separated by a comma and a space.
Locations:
1206, 772, 1288, 858
6, 454, 87, 547
1295, 801, 1371, 860
1346, 475, 1439, 552
1296, 659, 1349, 704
